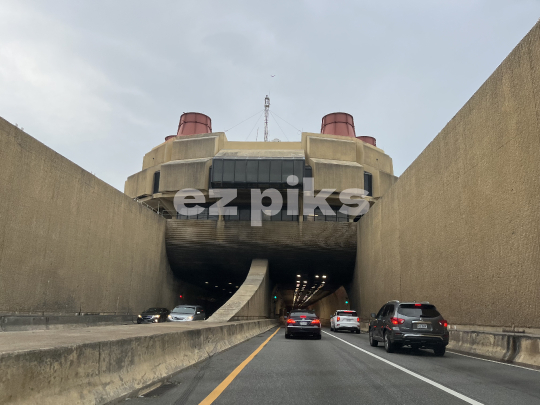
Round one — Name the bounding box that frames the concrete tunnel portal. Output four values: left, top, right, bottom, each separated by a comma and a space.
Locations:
165, 219, 358, 313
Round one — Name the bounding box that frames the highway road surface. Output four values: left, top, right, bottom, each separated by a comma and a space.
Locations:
128, 326, 540, 405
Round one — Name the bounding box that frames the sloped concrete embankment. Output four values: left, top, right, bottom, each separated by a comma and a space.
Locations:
447, 330, 540, 369
0, 320, 277, 405
207, 259, 271, 322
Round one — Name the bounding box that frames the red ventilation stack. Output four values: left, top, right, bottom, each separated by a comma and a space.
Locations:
320, 112, 377, 146
321, 112, 356, 138
165, 112, 212, 142
357, 136, 376, 147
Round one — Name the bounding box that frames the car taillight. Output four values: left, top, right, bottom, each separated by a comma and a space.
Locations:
390, 317, 405, 325
357, 317, 360, 322
439, 320, 448, 328
311, 319, 321, 325
287, 318, 296, 324
300, 315, 307, 318
337, 316, 341, 321
415, 303, 422, 307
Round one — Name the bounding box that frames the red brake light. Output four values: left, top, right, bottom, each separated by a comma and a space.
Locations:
300, 315, 307, 318
357, 317, 360, 322
311, 319, 321, 325
414, 303, 422, 307
337, 316, 341, 321
390, 317, 405, 325
287, 318, 296, 324
439, 320, 448, 328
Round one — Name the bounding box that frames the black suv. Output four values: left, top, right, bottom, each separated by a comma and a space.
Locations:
285, 309, 321, 339
368, 301, 449, 356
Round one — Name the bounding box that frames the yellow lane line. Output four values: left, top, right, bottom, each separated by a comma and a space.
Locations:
198, 327, 281, 405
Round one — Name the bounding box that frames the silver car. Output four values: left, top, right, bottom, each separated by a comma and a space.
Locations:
167, 305, 205, 322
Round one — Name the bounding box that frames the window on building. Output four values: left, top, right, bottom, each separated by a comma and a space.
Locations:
364, 172, 373, 196
153, 171, 160, 194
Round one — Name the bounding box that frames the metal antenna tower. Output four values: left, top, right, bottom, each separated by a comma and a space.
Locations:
263, 95, 270, 142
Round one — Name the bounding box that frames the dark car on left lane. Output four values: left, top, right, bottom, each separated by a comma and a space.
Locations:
285, 309, 321, 339
137, 308, 170, 324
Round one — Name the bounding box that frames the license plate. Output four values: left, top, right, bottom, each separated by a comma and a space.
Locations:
300, 321, 307, 326
417, 324, 428, 329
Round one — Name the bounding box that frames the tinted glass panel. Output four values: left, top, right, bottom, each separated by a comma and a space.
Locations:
223, 160, 235, 183
239, 207, 250, 221
294, 160, 304, 184
212, 159, 223, 183
337, 311, 358, 317
235, 159, 247, 183
153, 171, 160, 194
337, 210, 348, 222
364, 172, 373, 196
304, 165, 312, 179
270, 160, 281, 183
383, 305, 395, 317
282, 160, 294, 183
172, 306, 196, 314
197, 208, 208, 220
224, 210, 239, 221
398, 304, 441, 318
290, 311, 317, 318
246, 160, 258, 183
258, 160, 270, 183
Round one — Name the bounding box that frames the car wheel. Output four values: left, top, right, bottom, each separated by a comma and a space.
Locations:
411, 344, 420, 350
330, 326, 334, 331
384, 332, 395, 353
369, 329, 378, 347
285, 333, 290, 339
356, 329, 360, 334
316, 334, 322, 340
433, 346, 446, 356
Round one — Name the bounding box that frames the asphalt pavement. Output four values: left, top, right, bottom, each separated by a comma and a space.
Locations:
127, 327, 540, 405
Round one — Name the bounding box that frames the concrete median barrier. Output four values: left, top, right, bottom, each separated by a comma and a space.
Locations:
0, 319, 277, 405
448, 329, 540, 369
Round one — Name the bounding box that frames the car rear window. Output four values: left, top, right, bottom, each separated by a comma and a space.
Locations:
172, 306, 196, 314
337, 311, 358, 317
398, 304, 440, 318
290, 312, 316, 318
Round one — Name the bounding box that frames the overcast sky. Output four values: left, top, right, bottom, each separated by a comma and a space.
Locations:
1, 1, 539, 191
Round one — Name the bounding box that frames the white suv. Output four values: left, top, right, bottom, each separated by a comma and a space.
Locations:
330, 310, 360, 333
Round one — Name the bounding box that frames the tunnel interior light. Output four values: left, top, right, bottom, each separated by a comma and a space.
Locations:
228, 282, 232, 285
205, 282, 209, 284
322, 275, 327, 279
303, 281, 307, 283
315, 275, 319, 278
297, 275, 301, 277
345, 300, 349, 304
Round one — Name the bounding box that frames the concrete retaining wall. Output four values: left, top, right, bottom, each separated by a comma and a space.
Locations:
307, 287, 350, 327
0, 117, 190, 315
0, 320, 277, 405
207, 259, 271, 322
351, 21, 540, 329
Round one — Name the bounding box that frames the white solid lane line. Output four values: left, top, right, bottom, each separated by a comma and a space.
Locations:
447, 351, 540, 372
322, 331, 483, 405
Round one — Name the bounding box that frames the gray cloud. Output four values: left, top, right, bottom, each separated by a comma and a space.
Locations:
1, 0, 539, 190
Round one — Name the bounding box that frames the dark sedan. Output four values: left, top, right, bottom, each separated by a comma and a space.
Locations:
137, 307, 170, 324
285, 309, 321, 339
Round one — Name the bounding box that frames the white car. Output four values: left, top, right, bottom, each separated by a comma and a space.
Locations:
330, 310, 360, 333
